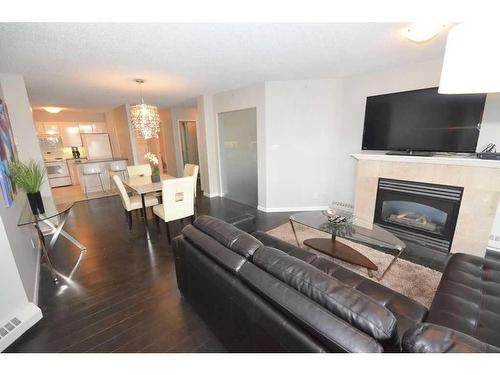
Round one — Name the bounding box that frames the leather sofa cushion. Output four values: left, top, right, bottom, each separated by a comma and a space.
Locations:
253, 231, 428, 343
182, 224, 247, 274
402, 323, 500, 353
194, 215, 263, 258
252, 246, 398, 343
238, 261, 383, 352
427, 253, 500, 348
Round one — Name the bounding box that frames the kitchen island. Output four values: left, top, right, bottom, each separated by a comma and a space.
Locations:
76, 158, 128, 193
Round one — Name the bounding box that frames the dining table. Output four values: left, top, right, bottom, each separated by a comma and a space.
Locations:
122, 174, 176, 240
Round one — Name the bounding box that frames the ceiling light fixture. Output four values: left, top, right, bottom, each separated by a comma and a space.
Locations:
129, 79, 160, 140
439, 23, 500, 94
44, 107, 63, 114
403, 22, 447, 43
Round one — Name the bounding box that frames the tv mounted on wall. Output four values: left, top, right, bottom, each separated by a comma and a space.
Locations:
361, 87, 487, 155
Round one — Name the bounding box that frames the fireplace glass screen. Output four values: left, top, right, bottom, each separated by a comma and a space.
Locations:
381, 200, 447, 236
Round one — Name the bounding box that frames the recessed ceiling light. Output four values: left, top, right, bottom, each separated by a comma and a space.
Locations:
44, 107, 63, 114
403, 22, 448, 43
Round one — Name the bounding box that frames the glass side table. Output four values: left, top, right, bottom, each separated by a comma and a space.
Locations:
18, 197, 86, 283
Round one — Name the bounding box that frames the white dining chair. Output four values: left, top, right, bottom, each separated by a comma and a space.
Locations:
153, 176, 195, 244
183, 164, 199, 214
183, 164, 199, 197
127, 164, 152, 178
112, 175, 159, 230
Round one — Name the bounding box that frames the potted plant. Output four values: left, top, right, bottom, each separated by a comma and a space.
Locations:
9, 160, 46, 214
144, 152, 160, 182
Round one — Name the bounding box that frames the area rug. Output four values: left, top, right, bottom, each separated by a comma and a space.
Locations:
267, 222, 442, 308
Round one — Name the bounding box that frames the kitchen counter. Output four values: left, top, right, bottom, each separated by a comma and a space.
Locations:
71, 157, 128, 164
77, 158, 129, 193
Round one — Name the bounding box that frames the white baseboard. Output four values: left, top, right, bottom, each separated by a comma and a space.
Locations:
203, 192, 220, 198
257, 205, 329, 213
0, 303, 42, 352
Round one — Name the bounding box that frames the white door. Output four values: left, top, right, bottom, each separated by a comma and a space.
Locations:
218, 108, 258, 208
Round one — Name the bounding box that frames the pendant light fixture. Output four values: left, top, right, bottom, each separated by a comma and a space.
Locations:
129, 79, 160, 139
439, 23, 500, 94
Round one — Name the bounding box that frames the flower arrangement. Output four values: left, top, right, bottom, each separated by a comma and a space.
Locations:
144, 152, 159, 166
144, 152, 160, 179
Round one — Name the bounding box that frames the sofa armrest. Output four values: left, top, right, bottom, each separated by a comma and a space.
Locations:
402, 323, 500, 353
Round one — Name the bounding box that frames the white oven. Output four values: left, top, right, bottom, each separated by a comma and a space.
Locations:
45, 159, 72, 187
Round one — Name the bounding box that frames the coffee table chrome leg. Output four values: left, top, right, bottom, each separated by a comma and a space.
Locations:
34, 223, 58, 283
289, 219, 300, 247
43, 217, 87, 252
48, 210, 69, 250
375, 250, 403, 281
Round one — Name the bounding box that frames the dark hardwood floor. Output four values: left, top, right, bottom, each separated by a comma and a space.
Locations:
7, 194, 292, 353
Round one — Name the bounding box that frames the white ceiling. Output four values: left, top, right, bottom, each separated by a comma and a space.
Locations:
0, 23, 448, 110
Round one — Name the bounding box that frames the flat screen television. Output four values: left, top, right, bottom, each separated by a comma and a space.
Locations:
361, 87, 487, 153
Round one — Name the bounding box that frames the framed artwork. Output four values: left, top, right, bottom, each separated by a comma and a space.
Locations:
0, 99, 18, 207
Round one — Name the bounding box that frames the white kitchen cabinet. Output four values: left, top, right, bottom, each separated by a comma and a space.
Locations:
43, 122, 60, 135
35, 122, 60, 135
78, 124, 94, 133
79, 122, 107, 133
60, 123, 82, 147
93, 122, 107, 133
35, 121, 45, 135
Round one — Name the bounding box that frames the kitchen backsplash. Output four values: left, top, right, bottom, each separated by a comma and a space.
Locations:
43, 147, 87, 160
62, 146, 87, 159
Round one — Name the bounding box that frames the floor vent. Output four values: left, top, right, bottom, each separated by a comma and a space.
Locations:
0, 317, 22, 341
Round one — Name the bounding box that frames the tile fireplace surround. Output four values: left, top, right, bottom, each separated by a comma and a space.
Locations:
351, 154, 500, 257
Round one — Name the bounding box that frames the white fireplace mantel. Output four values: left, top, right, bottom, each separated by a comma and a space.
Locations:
351, 152, 500, 169
351, 153, 500, 257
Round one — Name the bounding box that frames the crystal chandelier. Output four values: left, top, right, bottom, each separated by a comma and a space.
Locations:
129, 79, 160, 140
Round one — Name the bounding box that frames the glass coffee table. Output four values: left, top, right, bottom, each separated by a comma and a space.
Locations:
289, 210, 405, 280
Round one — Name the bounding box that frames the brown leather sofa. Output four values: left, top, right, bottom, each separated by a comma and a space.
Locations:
403, 253, 500, 352
172, 215, 500, 353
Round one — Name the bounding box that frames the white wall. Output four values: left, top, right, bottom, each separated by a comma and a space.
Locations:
477, 93, 500, 152
0, 74, 53, 302
0, 215, 42, 351
196, 58, 500, 231
213, 84, 266, 206
264, 79, 343, 211
338, 60, 500, 205
196, 95, 215, 194
483, 94, 500, 250
338, 59, 444, 204
197, 84, 267, 203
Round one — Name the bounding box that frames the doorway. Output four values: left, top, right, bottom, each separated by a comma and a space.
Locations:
218, 108, 257, 208
179, 121, 199, 166
179, 120, 201, 194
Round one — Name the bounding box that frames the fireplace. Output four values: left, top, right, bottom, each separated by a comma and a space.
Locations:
374, 178, 463, 253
